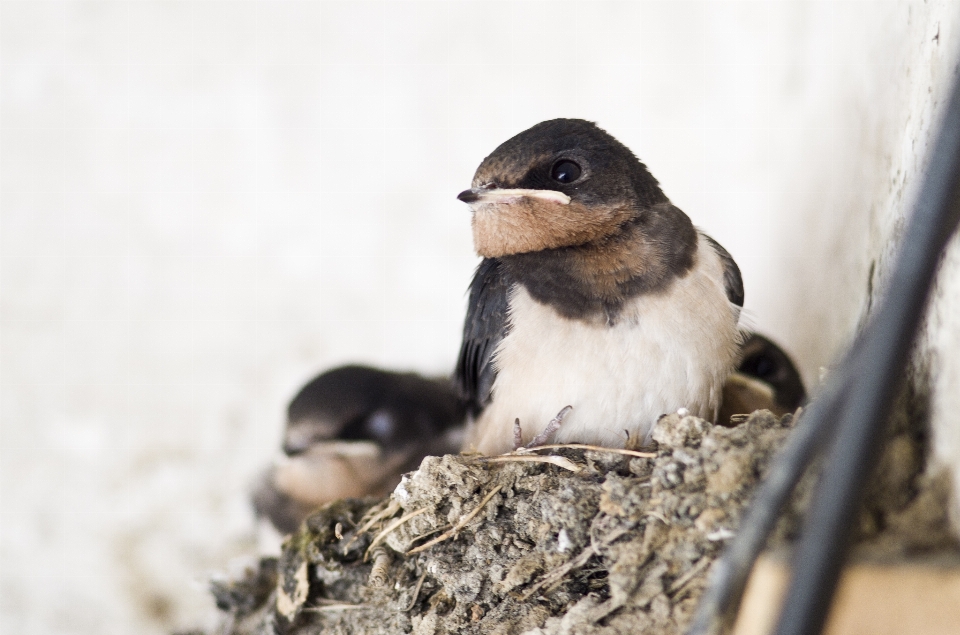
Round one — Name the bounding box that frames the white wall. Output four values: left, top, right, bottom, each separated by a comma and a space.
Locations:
2, 2, 959, 634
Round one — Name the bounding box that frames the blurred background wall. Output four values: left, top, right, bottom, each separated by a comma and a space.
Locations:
2, 2, 959, 634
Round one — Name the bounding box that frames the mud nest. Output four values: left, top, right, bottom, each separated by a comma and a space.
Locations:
201, 408, 956, 635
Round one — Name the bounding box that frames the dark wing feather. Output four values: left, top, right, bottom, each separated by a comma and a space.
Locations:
703, 235, 744, 308
455, 258, 511, 416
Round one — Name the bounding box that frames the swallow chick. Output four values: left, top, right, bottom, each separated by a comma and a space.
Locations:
737, 333, 806, 412
455, 119, 744, 455
718, 332, 807, 424
253, 365, 465, 533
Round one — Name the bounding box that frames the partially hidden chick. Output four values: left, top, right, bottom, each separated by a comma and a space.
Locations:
253, 365, 465, 533
719, 332, 807, 423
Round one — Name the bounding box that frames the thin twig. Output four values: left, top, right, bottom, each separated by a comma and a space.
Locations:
343, 499, 401, 554
404, 523, 449, 544
521, 527, 632, 601
302, 603, 368, 612
365, 507, 428, 560
520, 545, 596, 600
668, 557, 713, 595
404, 571, 428, 612
358, 499, 401, 531
406, 485, 504, 555
646, 510, 670, 524
475, 454, 582, 472
517, 443, 656, 458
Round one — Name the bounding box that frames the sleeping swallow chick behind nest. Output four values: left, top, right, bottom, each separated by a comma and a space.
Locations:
252, 365, 465, 534
455, 118, 744, 455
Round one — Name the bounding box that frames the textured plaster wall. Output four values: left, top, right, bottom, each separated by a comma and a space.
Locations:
1, 2, 959, 635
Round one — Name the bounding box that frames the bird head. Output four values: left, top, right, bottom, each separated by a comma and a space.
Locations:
458, 119, 668, 258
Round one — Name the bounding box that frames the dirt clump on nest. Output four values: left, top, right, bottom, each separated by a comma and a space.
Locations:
200, 406, 957, 635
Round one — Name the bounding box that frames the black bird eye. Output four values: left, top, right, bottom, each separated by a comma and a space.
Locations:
550, 160, 581, 184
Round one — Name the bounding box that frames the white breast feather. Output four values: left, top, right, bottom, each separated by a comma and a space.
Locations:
466, 233, 741, 455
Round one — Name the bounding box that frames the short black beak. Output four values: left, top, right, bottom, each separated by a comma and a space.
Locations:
457, 189, 479, 203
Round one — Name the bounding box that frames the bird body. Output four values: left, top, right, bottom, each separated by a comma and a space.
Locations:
469, 232, 739, 454
456, 119, 743, 454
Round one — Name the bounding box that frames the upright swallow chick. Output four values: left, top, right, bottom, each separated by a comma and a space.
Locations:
456, 119, 744, 455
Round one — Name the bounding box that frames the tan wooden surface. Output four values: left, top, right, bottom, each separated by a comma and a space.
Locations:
733, 556, 960, 635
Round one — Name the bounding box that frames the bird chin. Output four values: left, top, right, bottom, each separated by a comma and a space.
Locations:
471, 198, 632, 258
272, 441, 405, 505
